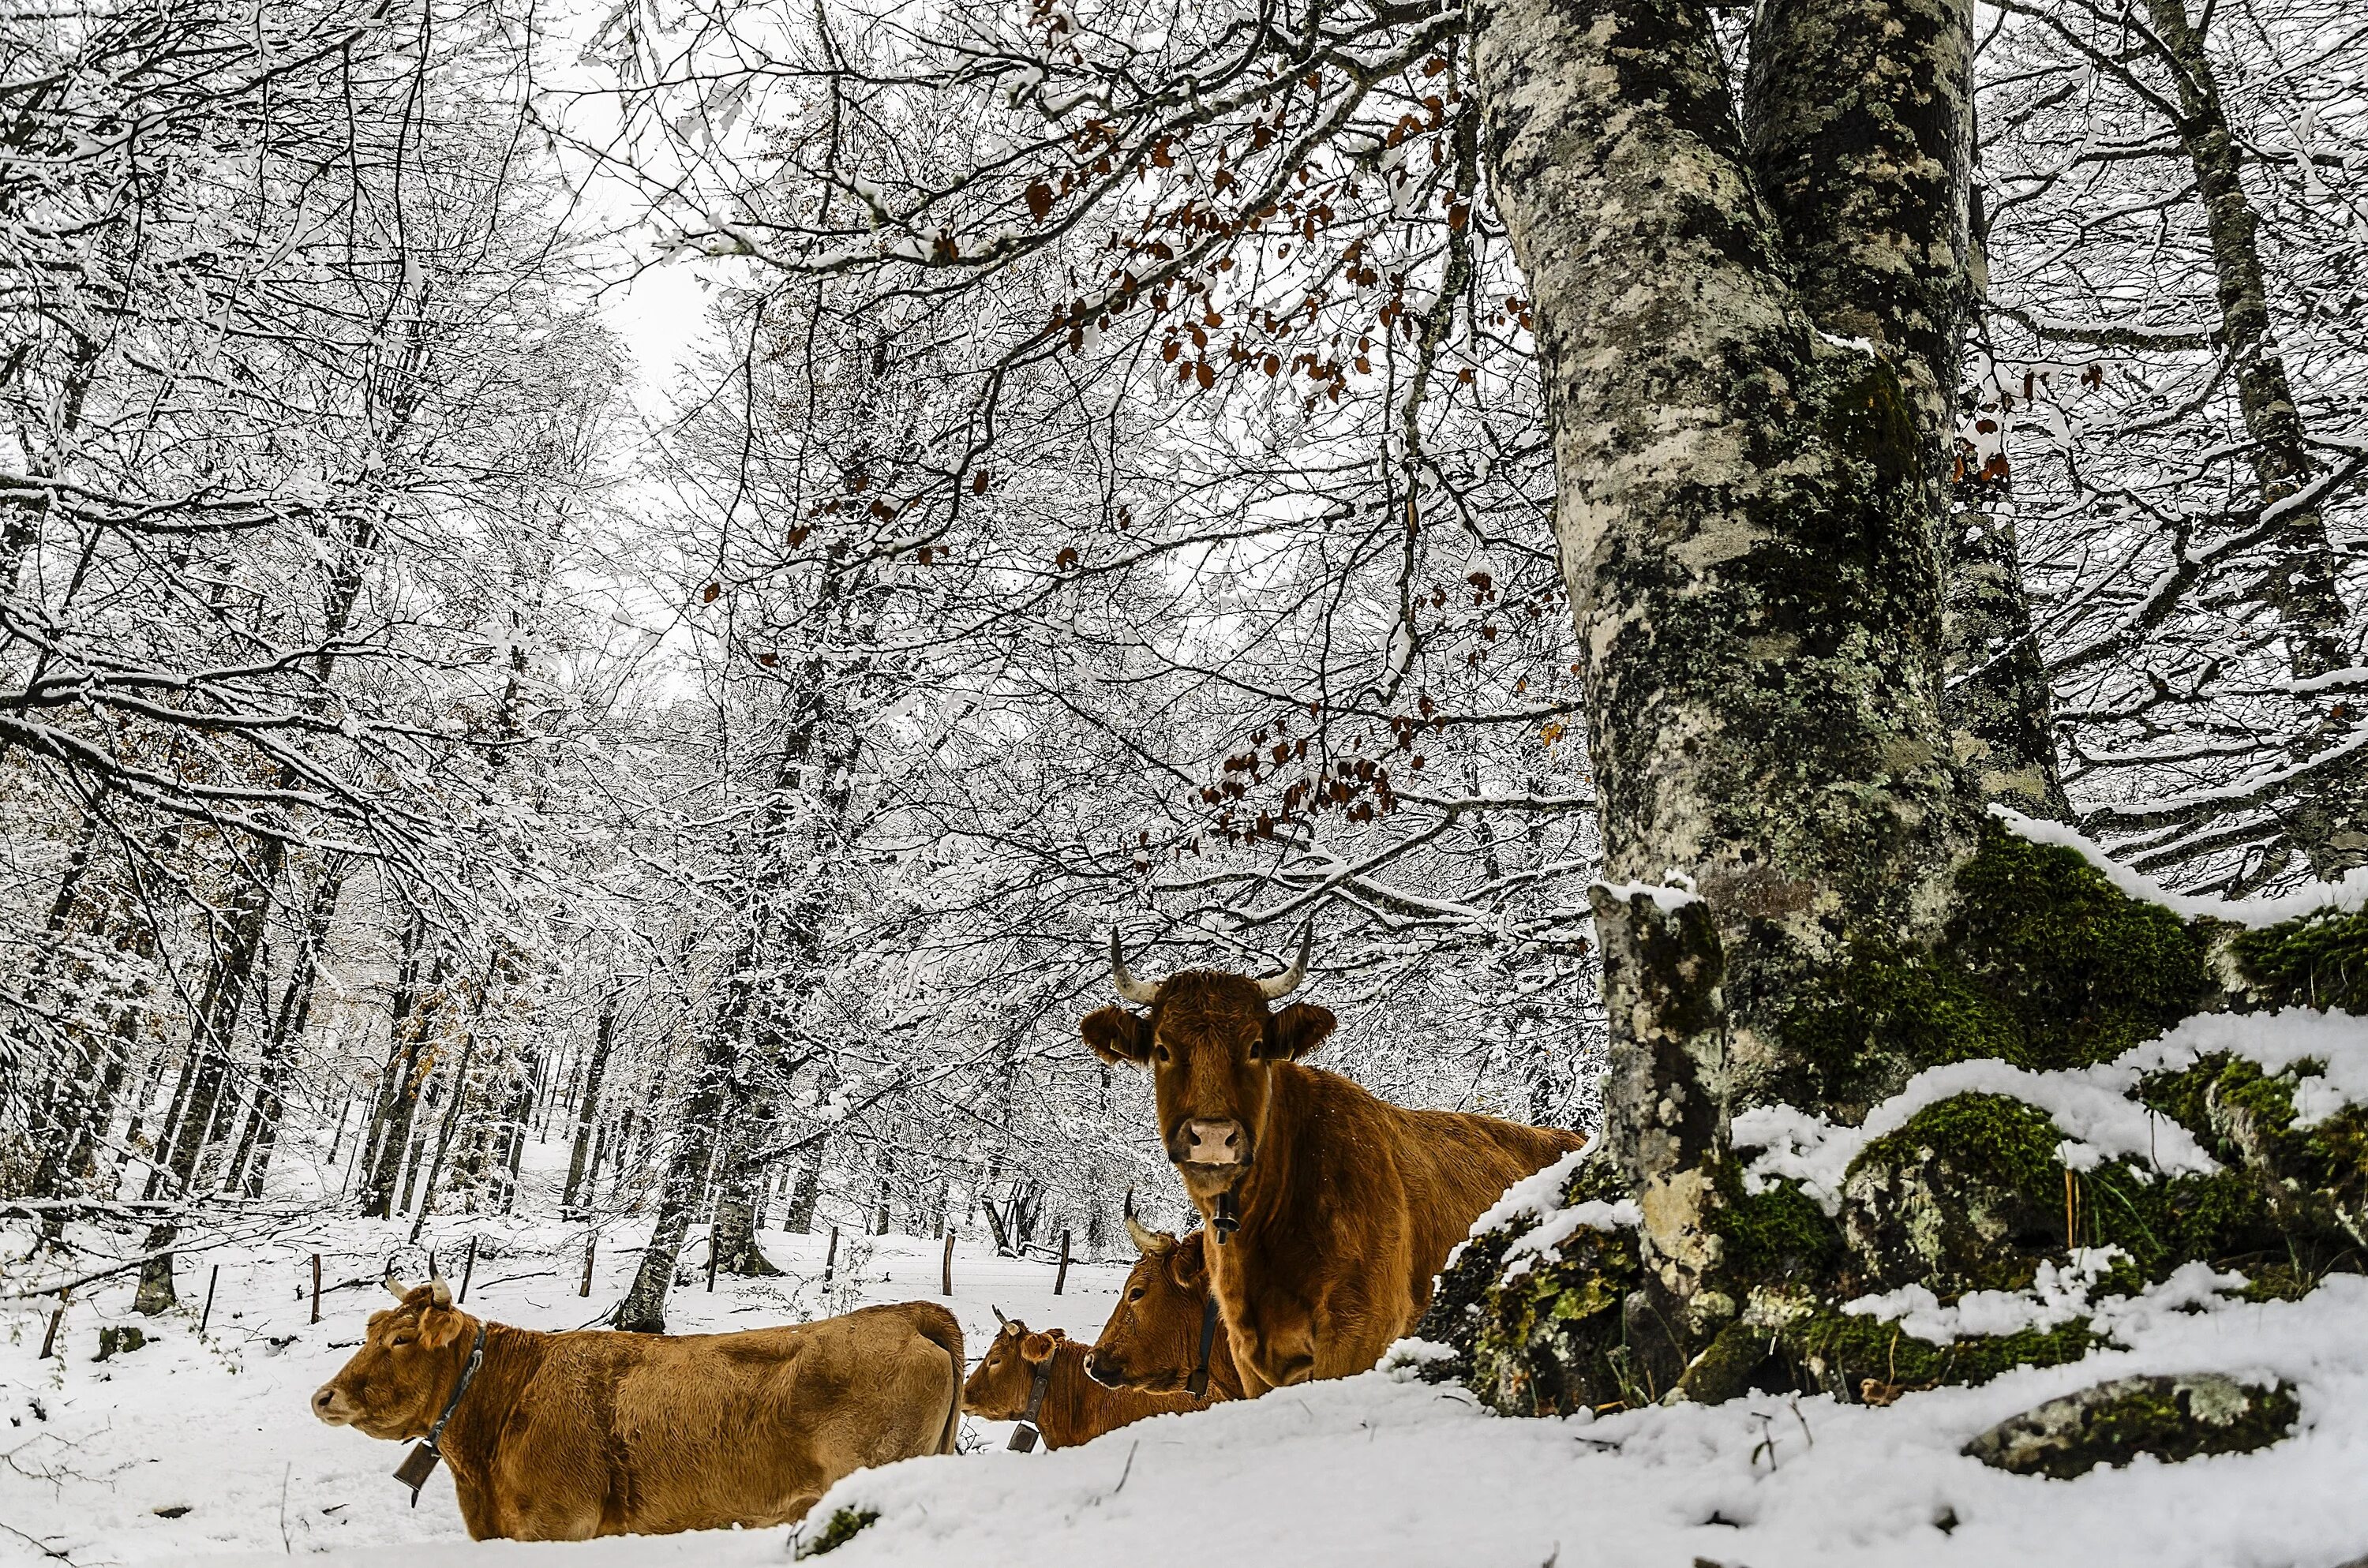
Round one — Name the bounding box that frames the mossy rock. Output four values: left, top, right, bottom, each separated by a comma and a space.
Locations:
2132, 1053, 2368, 1260
1716, 1162, 1844, 1288
1963, 1373, 2299, 1478
798, 1507, 879, 1557
2232, 907, 2368, 1014
1841, 1093, 2068, 1292
1779, 1308, 2097, 1400
1415, 1155, 1643, 1413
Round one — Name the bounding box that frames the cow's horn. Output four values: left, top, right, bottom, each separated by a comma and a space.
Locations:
1256, 920, 1314, 1000
428, 1273, 453, 1309
1125, 1210, 1170, 1258
992, 1304, 1009, 1326
384, 1275, 411, 1300
1109, 931, 1160, 1005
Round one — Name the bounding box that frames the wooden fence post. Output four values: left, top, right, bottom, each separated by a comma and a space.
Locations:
822, 1226, 840, 1289
458, 1236, 478, 1305
942, 1229, 956, 1297
1054, 1229, 1071, 1295
580, 1235, 597, 1298
310, 1254, 323, 1324
39, 1289, 69, 1360
706, 1231, 721, 1293
199, 1266, 220, 1334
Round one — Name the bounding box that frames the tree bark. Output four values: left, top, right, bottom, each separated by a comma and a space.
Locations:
1470, 0, 1978, 1120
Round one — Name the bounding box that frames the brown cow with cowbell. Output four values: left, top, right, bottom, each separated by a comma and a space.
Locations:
962, 1313, 1215, 1450
1084, 925, 1586, 1394
313, 1276, 961, 1540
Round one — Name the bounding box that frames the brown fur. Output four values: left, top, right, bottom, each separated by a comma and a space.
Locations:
1085, 969, 1585, 1394
314, 1288, 961, 1540
1087, 1229, 1244, 1401
961, 1321, 1209, 1448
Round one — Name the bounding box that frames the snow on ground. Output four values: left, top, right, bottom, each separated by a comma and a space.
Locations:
800, 1276, 2368, 1568
13, 1208, 2368, 1568
0, 1213, 1128, 1565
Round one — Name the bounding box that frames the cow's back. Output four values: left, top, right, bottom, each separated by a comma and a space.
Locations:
1386, 1106, 1588, 1304
483, 1303, 960, 1538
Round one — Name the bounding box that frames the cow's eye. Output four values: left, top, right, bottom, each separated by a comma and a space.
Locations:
1128, 1287, 1145, 1301
1153, 1044, 1171, 1063
389, 1334, 414, 1348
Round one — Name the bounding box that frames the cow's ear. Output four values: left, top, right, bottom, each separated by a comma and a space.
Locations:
1169, 1244, 1206, 1290
1261, 1002, 1336, 1061
1081, 1006, 1152, 1065
418, 1302, 468, 1351
1020, 1331, 1059, 1365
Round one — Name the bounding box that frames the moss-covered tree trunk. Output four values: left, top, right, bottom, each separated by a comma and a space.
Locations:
1431, 0, 2368, 1416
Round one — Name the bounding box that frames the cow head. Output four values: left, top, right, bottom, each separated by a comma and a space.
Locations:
311, 1276, 475, 1440
1082, 922, 1334, 1200
1087, 1210, 1213, 1393
961, 1318, 1063, 1420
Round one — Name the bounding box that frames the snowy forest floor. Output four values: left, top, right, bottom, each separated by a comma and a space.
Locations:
0, 1215, 1127, 1566
6, 1210, 2368, 1567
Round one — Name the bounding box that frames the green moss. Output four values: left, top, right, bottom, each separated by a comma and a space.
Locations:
1715, 1162, 1844, 1286
1784, 1309, 2098, 1395
2233, 907, 2368, 1014
1947, 821, 2212, 1069
1770, 821, 2213, 1110
800, 1508, 879, 1557
1842, 1093, 2067, 1292
1774, 940, 2025, 1114
1415, 1154, 1638, 1403
1465, 1222, 1642, 1416
2080, 1162, 2284, 1282
1855, 1093, 2064, 1198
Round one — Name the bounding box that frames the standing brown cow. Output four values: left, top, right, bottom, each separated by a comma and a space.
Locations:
1083, 927, 1585, 1393
962, 1319, 1211, 1448
313, 1278, 961, 1540
1085, 1215, 1244, 1401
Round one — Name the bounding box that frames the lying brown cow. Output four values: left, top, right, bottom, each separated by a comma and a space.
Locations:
1086, 1214, 1244, 1401
962, 1318, 1210, 1448
1085, 926, 1585, 1393
314, 1277, 961, 1540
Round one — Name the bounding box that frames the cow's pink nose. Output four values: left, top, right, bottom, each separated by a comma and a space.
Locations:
1176, 1118, 1246, 1165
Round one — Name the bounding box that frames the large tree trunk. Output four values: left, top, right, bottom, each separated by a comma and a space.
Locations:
1421, 0, 2366, 1418
1467, 0, 1978, 1356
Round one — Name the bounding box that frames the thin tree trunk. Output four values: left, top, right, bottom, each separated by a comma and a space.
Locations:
562, 990, 619, 1214
2140, 0, 2362, 878
407, 1030, 477, 1244
362, 925, 440, 1219
785, 1137, 824, 1233
228, 860, 346, 1197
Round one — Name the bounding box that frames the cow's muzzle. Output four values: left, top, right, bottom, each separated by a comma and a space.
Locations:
1084, 1349, 1131, 1389
1169, 1117, 1250, 1167
311, 1383, 355, 1425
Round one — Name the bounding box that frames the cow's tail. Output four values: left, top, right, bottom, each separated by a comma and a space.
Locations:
912, 1304, 965, 1455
